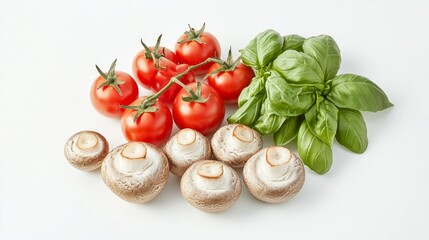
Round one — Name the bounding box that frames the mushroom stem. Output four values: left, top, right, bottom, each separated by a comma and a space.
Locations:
116, 142, 151, 173
177, 129, 197, 145
266, 146, 292, 166
197, 162, 224, 179
226, 124, 255, 151
176, 129, 199, 152
196, 162, 226, 190
77, 132, 99, 150
232, 124, 254, 143
121, 142, 147, 160
262, 147, 293, 180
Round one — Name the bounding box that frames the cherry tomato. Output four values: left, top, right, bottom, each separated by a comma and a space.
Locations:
132, 36, 195, 104
172, 82, 225, 135
207, 63, 254, 103
175, 23, 221, 76
90, 60, 139, 118
153, 46, 178, 64
151, 63, 195, 104
121, 97, 173, 146
132, 46, 178, 90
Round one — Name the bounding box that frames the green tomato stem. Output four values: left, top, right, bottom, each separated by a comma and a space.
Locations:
95, 59, 125, 96
140, 57, 220, 110
122, 57, 224, 123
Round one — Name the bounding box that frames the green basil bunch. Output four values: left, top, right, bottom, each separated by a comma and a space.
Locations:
228, 29, 393, 174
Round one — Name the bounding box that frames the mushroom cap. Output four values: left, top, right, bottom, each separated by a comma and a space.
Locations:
64, 130, 109, 171
181, 160, 241, 213
101, 142, 169, 204
243, 146, 305, 203
211, 124, 263, 168
163, 128, 212, 177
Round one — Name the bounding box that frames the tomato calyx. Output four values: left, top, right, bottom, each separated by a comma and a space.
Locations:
180, 82, 210, 103
95, 58, 125, 96
121, 97, 159, 122
204, 47, 241, 79
177, 23, 206, 44
169, 58, 222, 103
141, 35, 167, 69
124, 57, 221, 117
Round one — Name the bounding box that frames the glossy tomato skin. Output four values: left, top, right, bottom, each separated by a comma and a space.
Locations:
121, 97, 173, 146
132, 46, 178, 89
90, 71, 139, 118
152, 63, 196, 104
172, 83, 225, 135
132, 47, 195, 104
155, 47, 178, 64
207, 63, 255, 104
175, 32, 221, 76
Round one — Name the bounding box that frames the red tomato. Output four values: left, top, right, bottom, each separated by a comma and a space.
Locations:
132, 44, 195, 104
207, 63, 254, 103
90, 61, 139, 118
175, 24, 221, 76
172, 83, 225, 135
121, 97, 173, 146
153, 46, 178, 64
132, 46, 178, 90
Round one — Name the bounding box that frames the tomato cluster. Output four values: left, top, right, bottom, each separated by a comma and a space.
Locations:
89, 24, 254, 146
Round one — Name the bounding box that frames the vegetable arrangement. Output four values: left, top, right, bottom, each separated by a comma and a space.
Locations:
66, 23, 393, 212
228, 30, 393, 174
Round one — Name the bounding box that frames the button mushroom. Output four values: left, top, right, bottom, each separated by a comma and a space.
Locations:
243, 146, 305, 203
101, 142, 169, 203
64, 130, 109, 171
181, 160, 241, 213
211, 124, 263, 168
163, 128, 212, 177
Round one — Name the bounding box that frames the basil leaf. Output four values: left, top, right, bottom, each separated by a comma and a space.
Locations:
262, 97, 276, 115
227, 94, 263, 126
305, 98, 338, 146
282, 34, 305, 52
298, 121, 333, 174
273, 116, 303, 146
266, 75, 316, 117
253, 114, 286, 135
240, 29, 283, 69
327, 74, 393, 112
303, 35, 341, 81
272, 50, 324, 85
238, 76, 266, 107
336, 108, 368, 153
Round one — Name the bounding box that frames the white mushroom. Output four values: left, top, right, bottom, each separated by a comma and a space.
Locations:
64, 130, 109, 171
180, 160, 241, 213
163, 128, 212, 177
243, 146, 305, 203
101, 142, 169, 203
211, 124, 263, 168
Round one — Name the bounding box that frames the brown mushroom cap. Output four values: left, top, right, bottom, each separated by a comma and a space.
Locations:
180, 160, 241, 213
211, 124, 263, 168
163, 128, 212, 177
101, 142, 169, 204
243, 146, 305, 203
64, 130, 109, 171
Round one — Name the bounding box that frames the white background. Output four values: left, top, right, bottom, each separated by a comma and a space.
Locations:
1, 0, 428, 239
